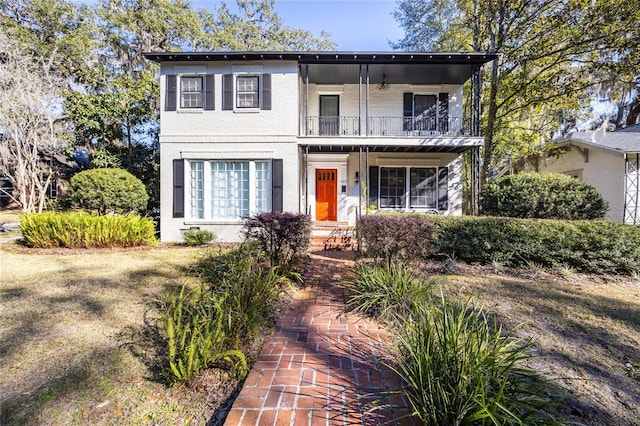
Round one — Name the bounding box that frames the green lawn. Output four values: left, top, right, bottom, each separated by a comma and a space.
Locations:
0, 244, 228, 425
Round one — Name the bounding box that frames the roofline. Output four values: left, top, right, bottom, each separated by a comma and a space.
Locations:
551, 137, 627, 158
143, 50, 498, 65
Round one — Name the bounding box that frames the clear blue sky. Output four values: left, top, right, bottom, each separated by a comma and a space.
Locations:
198, 0, 404, 51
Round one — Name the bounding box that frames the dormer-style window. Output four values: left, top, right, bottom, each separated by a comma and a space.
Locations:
180, 76, 203, 108
236, 76, 259, 108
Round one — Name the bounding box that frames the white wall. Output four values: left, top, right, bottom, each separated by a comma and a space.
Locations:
539, 147, 626, 222
159, 138, 300, 242
160, 61, 300, 137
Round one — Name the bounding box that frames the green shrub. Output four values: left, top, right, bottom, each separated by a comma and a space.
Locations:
344, 262, 431, 323
161, 283, 247, 386
357, 215, 436, 266
480, 172, 608, 219
19, 211, 157, 248
183, 229, 214, 246
195, 243, 291, 342
70, 168, 148, 214
243, 212, 311, 272
391, 296, 555, 425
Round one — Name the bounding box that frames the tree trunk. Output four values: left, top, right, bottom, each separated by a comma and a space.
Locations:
481, 58, 500, 188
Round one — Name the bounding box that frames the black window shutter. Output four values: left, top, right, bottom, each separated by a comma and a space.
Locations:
438, 167, 449, 210
272, 159, 283, 212
403, 92, 413, 131
261, 74, 272, 110
204, 75, 215, 110
368, 166, 379, 208
166, 75, 177, 111
222, 74, 233, 110
173, 159, 184, 218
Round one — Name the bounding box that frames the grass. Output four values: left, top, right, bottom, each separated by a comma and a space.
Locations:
439, 266, 640, 426
0, 208, 21, 224
0, 244, 234, 425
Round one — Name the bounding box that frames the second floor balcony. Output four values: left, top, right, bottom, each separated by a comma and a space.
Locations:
305, 115, 472, 137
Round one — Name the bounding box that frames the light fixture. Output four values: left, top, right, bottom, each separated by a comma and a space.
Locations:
354, 171, 360, 183
377, 74, 390, 91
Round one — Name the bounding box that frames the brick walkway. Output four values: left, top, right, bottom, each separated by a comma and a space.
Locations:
224, 250, 418, 425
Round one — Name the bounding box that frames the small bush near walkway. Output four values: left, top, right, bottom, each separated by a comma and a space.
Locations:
243, 212, 311, 272
358, 214, 640, 274
345, 262, 557, 425
357, 215, 436, 266
20, 211, 157, 248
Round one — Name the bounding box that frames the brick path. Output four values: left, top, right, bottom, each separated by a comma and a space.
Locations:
224, 250, 418, 425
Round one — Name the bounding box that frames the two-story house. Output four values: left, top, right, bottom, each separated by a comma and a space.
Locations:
143, 51, 497, 242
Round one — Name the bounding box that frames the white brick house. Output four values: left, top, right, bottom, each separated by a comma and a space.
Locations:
144, 51, 496, 242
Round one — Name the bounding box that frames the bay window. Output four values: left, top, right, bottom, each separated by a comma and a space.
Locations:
188, 160, 272, 220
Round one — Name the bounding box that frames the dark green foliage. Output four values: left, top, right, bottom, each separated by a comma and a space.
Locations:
19, 211, 157, 248
161, 243, 295, 386
391, 296, 557, 425
481, 173, 608, 220
243, 212, 311, 271
183, 229, 214, 246
161, 284, 247, 386
364, 214, 640, 274
70, 168, 148, 214
357, 215, 437, 265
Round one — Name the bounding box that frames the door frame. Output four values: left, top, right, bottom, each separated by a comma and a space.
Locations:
307, 154, 349, 223
319, 95, 340, 136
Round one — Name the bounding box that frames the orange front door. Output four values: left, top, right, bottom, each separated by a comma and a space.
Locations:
316, 169, 337, 221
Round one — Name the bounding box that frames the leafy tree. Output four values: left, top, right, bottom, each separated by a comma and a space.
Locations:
392, 0, 639, 184
0, 31, 64, 212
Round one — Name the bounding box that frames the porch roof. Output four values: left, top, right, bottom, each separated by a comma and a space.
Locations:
143, 51, 498, 85
298, 137, 483, 154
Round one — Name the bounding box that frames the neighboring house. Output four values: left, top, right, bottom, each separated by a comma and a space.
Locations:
144, 51, 497, 242
532, 125, 640, 224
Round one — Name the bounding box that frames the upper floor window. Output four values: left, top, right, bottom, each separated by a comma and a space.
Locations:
165, 74, 214, 111
236, 76, 259, 108
180, 76, 203, 108
222, 74, 271, 111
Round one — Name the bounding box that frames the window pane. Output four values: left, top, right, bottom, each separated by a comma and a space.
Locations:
210, 161, 249, 219
190, 161, 204, 219
236, 76, 259, 108
255, 161, 272, 213
380, 167, 406, 208
180, 77, 202, 108
410, 168, 436, 208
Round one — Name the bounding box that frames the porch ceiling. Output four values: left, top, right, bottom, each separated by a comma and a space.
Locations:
304, 63, 474, 85
300, 140, 482, 154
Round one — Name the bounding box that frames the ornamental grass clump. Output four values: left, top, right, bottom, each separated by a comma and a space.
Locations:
344, 262, 431, 323
391, 295, 557, 425
19, 211, 156, 248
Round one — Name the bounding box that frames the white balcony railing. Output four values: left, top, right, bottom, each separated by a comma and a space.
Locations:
304, 116, 467, 137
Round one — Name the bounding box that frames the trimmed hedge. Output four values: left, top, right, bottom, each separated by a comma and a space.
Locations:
358, 214, 640, 274
70, 168, 149, 214
20, 211, 157, 248
480, 172, 608, 220
357, 215, 436, 265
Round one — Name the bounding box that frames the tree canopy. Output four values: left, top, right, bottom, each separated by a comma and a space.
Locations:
393, 0, 639, 183
0, 0, 336, 212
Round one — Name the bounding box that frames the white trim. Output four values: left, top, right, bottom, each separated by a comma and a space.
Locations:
181, 150, 274, 160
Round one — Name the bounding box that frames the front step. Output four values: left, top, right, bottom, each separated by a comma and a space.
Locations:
309, 226, 357, 252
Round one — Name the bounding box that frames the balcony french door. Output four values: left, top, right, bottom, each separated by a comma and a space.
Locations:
319, 95, 339, 135
413, 95, 437, 132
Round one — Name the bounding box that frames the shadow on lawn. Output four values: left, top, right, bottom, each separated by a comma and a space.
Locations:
460, 276, 640, 425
